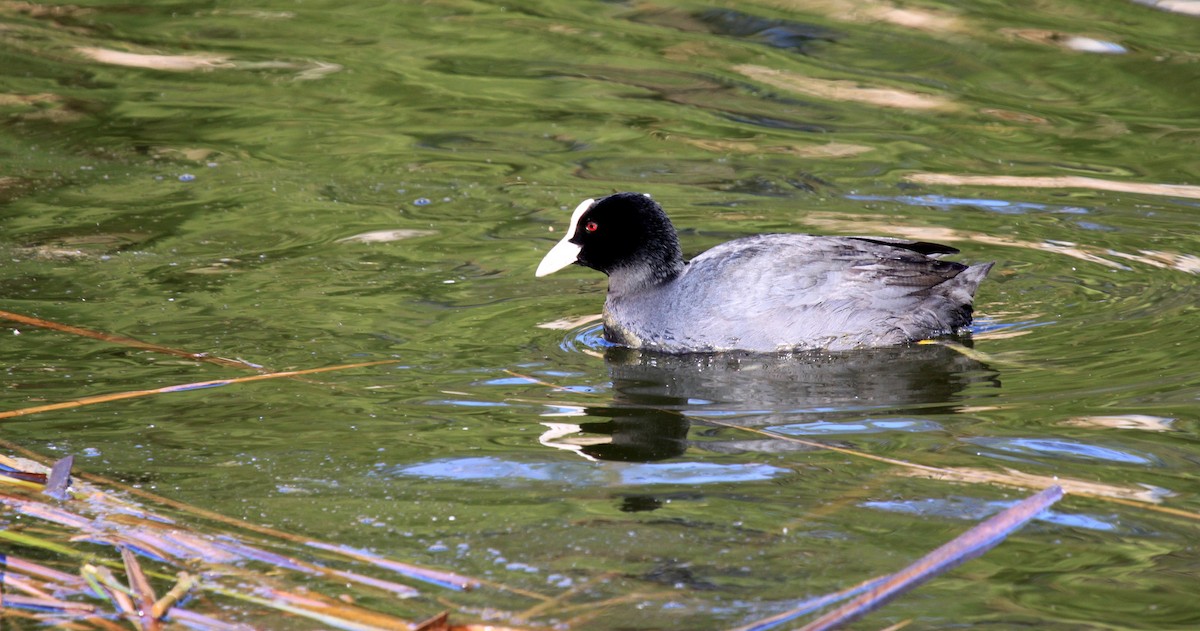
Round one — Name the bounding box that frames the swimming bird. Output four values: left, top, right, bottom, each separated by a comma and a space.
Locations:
536, 192, 993, 353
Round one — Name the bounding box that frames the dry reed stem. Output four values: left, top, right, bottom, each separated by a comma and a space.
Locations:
797, 486, 1063, 631
906, 173, 1200, 200
150, 572, 196, 619
0, 309, 257, 370
0, 360, 397, 421
120, 547, 160, 631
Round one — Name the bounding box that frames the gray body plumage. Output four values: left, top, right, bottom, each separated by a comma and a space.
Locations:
602, 234, 992, 353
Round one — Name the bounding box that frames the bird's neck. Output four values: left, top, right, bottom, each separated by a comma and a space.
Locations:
607, 256, 684, 296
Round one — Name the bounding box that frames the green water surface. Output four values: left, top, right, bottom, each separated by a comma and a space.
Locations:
2, 0, 1199, 628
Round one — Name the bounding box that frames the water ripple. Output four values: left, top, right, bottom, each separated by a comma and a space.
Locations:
771, 418, 944, 435
847, 193, 1091, 215
967, 437, 1158, 466
559, 323, 612, 354
862, 496, 1117, 531
392, 456, 788, 486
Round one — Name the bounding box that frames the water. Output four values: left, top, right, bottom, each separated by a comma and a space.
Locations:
2, 1, 1199, 628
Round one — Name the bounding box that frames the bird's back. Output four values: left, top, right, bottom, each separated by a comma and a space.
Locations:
603, 234, 992, 352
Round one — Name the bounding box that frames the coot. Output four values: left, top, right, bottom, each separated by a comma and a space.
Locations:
536, 192, 993, 352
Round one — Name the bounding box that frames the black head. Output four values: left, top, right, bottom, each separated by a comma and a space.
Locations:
537, 192, 685, 283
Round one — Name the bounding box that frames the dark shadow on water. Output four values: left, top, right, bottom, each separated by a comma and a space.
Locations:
562, 341, 998, 463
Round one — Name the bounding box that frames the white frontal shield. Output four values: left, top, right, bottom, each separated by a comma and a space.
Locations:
535, 198, 594, 277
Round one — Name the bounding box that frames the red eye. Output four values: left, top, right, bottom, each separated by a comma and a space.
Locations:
585, 221, 599, 233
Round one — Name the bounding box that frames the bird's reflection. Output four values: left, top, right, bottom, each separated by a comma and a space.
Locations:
541, 341, 998, 463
